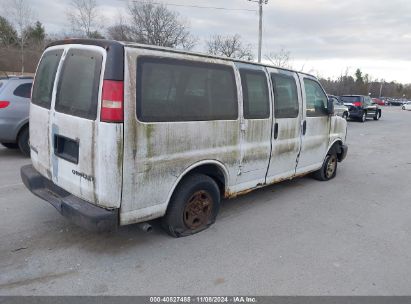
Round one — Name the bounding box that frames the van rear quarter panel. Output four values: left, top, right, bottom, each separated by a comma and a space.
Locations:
121, 48, 241, 225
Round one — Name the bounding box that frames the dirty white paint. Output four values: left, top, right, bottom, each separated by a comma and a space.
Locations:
120, 46, 347, 225
31, 44, 123, 209
31, 43, 347, 226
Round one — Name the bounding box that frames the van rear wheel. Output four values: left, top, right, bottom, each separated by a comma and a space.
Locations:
312, 153, 338, 181
162, 174, 220, 238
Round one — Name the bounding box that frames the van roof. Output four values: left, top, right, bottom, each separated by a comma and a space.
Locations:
47, 38, 316, 79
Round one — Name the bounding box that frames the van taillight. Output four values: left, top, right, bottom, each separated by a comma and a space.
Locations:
353, 102, 362, 107
0, 101, 10, 109
101, 80, 124, 123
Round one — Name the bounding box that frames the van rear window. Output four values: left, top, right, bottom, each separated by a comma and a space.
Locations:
137, 57, 238, 122
55, 49, 102, 120
31, 50, 63, 109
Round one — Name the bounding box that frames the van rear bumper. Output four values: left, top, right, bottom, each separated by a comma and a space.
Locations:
21, 165, 118, 232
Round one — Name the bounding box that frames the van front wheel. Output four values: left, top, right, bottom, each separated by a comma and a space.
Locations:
162, 174, 220, 237
312, 153, 338, 181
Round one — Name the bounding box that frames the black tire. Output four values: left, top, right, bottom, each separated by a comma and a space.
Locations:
17, 127, 30, 157
162, 174, 220, 238
402, 106, 405, 110
312, 153, 338, 181
360, 111, 366, 122
1, 143, 19, 149
373, 110, 380, 120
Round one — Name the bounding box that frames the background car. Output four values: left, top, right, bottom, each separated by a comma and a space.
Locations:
402, 101, 411, 111
0, 76, 33, 156
328, 95, 349, 119
372, 98, 385, 106
340, 95, 382, 122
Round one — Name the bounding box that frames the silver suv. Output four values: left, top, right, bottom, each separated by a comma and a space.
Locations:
0, 76, 33, 156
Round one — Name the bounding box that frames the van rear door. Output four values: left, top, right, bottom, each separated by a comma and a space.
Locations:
31, 48, 64, 180
31, 43, 124, 209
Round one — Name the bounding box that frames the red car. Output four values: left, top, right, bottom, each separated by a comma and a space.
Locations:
372, 98, 385, 106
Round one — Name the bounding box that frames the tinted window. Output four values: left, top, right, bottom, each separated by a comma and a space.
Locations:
330, 97, 339, 105
364, 96, 372, 105
55, 49, 102, 120
240, 70, 270, 119
137, 57, 238, 122
13, 83, 32, 98
271, 73, 299, 118
340, 96, 361, 103
304, 79, 328, 117
31, 50, 63, 109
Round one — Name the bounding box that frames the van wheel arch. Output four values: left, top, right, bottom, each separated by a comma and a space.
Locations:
166, 162, 228, 208
17, 123, 30, 157
327, 140, 344, 162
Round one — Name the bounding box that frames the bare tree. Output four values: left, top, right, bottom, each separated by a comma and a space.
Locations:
107, 13, 132, 41
126, 1, 196, 49
265, 48, 293, 69
7, 0, 33, 74
67, 0, 101, 38
206, 34, 254, 60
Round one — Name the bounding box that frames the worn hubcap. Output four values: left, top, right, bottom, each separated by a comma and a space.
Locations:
184, 191, 213, 229
326, 155, 337, 178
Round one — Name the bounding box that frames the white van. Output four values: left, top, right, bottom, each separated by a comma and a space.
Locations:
21, 39, 348, 237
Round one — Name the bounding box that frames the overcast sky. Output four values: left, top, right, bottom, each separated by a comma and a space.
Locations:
2, 0, 410, 83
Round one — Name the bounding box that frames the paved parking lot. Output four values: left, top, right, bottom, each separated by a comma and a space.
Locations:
1, 107, 411, 295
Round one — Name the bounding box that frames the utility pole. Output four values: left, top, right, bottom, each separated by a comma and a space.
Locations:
379, 80, 384, 98
249, 0, 268, 63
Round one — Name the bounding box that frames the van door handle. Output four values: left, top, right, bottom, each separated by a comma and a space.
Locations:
274, 123, 279, 140
302, 120, 307, 135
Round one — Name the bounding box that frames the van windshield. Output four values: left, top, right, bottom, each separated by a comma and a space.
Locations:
55, 49, 103, 120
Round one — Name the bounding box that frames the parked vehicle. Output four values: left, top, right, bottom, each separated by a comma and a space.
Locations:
372, 98, 385, 106
21, 39, 348, 237
402, 101, 411, 110
0, 76, 33, 156
328, 95, 349, 120
340, 95, 382, 122
387, 99, 403, 106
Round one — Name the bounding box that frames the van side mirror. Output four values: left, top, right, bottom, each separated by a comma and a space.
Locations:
327, 98, 334, 115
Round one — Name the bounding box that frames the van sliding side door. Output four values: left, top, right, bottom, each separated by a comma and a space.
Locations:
265, 69, 302, 183
234, 63, 272, 189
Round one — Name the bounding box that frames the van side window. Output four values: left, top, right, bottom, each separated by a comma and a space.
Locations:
137, 57, 238, 122
55, 49, 103, 120
271, 74, 299, 118
31, 50, 63, 109
304, 78, 328, 117
240, 69, 270, 119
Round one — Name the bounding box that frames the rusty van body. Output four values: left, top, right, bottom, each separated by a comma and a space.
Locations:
21, 39, 348, 236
